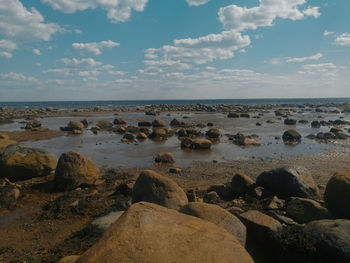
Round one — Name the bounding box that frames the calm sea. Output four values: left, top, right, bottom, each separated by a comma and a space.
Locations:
0, 98, 350, 110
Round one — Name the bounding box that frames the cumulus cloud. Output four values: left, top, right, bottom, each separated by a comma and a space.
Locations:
0, 0, 62, 42
218, 0, 320, 31
41, 0, 149, 23
0, 39, 17, 58
334, 33, 350, 46
142, 0, 320, 72
186, 0, 211, 7
72, 40, 120, 55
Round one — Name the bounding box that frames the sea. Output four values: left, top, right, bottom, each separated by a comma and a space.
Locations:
1, 98, 350, 110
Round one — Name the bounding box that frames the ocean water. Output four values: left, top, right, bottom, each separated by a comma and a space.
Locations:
0, 98, 350, 110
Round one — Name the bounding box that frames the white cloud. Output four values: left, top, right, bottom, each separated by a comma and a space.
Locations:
0, 0, 62, 42
0, 39, 17, 58
142, 0, 320, 71
323, 30, 334, 36
218, 0, 320, 31
72, 40, 120, 55
44, 68, 72, 76
41, 0, 149, 23
60, 58, 102, 67
186, 0, 211, 7
33, 48, 41, 55
298, 63, 345, 77
285, 53, 323, 63
334, 33, 350, 46
0, 72, 40, 84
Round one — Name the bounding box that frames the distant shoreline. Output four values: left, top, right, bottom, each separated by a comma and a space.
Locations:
1, 97, 350, 109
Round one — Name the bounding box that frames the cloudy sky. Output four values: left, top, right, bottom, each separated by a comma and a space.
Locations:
0, 0, 349, 101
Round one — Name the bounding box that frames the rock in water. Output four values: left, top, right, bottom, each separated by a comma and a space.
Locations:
192, 139, 212, 149
152, 118, 166, 127
206, 128, 221, 138
256, 166, 319, 199
303, 219, 350, 262
282, 129, 301, 143
76, 202, 254, 263
54, 151, 101, 190
180, 202, 246, 246
324, 170, 350, 219
154, 152, 175, 163
132, 170, 188, 210
0, 144, 58, 181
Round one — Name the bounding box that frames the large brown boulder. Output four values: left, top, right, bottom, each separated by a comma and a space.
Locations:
77, 202, 254, 263
239, 210, 282, 243
231, 172, 254, 194
286, 197, 331, 223
256, 166, 319, 199
324, 170, 350, 219
54, 151, 100, 190
0, 144, 57, 181
180, 202, 246, 246
132, 170, 188, 210
303, 219, 350, 262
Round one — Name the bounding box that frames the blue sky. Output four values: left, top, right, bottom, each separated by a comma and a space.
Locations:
0, 0, 349, 101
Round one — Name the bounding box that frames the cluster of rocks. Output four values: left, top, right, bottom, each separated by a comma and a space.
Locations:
0, 144, 103, 209
58, 166, 350, 263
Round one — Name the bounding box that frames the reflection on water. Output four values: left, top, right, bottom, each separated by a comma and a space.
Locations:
1, 111, 347, 168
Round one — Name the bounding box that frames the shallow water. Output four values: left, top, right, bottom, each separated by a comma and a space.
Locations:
1, 110, 349, 168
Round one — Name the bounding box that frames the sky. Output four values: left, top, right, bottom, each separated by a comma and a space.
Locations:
0, 0, 349, 101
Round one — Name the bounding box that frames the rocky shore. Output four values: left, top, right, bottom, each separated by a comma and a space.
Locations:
0, 102, 350, 262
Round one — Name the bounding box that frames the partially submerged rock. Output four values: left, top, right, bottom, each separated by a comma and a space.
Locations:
77, 202, 254, 263
282, 129, 301, 143
154, 152, 175, 163
132, 170, 188, 210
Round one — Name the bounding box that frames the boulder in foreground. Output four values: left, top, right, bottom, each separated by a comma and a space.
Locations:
256, 166, 319, 199
0, 144, 58, 181
54, 151, 100, 190
303, 219, 350, 262
132, 170, 188, 210
180, 202, 247, 246
324, 170, 350, 219
77, 202, 254, 263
